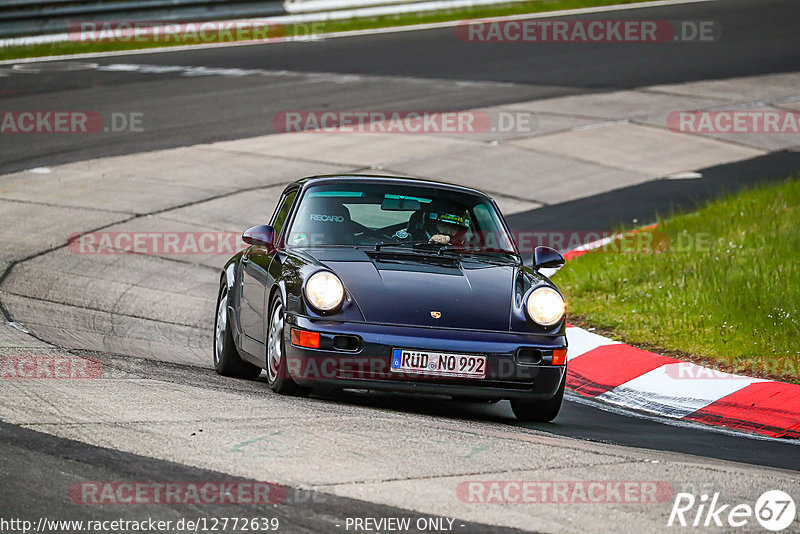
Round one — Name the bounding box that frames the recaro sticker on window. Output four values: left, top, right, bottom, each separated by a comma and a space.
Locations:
310, 214, 345, 222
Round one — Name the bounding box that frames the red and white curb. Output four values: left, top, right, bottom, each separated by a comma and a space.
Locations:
562, 223, 658, 262
560, 231, 800, 440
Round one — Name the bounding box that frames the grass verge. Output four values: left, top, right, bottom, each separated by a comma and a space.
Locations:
557, 177, 800, 384
2, 0, 656, 61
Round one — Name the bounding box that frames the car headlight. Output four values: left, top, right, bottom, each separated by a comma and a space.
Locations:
526, 287, 566, 326
305, 271, 344, 312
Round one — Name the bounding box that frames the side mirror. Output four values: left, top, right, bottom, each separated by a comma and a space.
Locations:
533, 246, 565, 270
242, 225, 275, 250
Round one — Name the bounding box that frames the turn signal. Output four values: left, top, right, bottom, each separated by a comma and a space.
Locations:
552, 348, 567, 366
291, 328, 320, 349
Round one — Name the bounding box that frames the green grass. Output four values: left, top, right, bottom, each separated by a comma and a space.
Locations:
557, 178, 800, 383
1, 0, 656, 61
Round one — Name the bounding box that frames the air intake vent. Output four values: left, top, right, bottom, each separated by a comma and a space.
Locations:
333, 335, 360, 351
516, 348, 543, 365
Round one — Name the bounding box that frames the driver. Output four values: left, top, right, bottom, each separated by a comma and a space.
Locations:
405, 202, 470, 245
428, 211, 470, 245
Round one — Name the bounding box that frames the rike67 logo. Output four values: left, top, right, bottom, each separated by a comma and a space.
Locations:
668, 490, 796, 531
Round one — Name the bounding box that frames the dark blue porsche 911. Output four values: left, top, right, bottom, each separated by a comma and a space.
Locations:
214, 175, 568, 421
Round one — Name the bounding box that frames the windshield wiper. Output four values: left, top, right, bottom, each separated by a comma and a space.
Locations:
437, 247, 519, 261
372, 241, 516, 260
372, 240, 432, 251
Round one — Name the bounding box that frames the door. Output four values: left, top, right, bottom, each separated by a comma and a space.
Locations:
239, 188, 298, 354
240, 249, 271, 344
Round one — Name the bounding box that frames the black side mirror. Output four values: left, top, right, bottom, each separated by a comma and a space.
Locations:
242, 225, 275, 250
533, 246, 565, 270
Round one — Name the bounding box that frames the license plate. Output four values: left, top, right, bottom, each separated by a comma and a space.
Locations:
391, 349, 487, 379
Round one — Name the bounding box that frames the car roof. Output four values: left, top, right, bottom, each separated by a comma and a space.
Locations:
289, 174, 491, 198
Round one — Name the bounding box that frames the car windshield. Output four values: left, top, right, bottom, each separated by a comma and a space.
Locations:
285, 181, 517, 254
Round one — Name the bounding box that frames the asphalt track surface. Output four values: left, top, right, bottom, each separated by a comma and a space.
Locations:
1, 0, 799, 174
0, 421, 528, 533
2, 0, 800, 530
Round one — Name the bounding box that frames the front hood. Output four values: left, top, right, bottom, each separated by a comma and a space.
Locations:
311, 248, 516, 330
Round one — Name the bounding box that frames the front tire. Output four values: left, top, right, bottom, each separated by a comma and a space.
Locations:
214, 283, 262, 379
510, 372, 566, 422
266, 296, 310, 396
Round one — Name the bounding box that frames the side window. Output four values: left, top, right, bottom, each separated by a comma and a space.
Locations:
472, 203, 493, 233
271, 190, 297, 236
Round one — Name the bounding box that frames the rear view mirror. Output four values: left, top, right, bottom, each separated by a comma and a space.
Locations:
242, 225, 275, 250
381, 198, 422, 211
533, 246, 565, 270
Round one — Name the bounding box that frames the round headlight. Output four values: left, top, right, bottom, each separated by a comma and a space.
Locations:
305, 271, 344, 312
526, 287, 566, 326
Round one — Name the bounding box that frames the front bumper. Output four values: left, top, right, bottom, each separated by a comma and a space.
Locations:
284, 315, 566, 400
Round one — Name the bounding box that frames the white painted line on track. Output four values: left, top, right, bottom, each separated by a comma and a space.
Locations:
666, 171, 703, 179
7, 322, 30, 334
